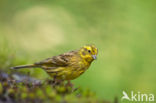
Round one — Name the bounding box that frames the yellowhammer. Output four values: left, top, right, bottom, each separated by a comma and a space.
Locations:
11, 45, 98, 81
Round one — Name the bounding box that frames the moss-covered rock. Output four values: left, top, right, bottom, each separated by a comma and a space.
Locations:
0, 71, 111, 103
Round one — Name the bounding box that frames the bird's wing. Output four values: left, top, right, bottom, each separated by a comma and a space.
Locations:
35, 51, 77, 67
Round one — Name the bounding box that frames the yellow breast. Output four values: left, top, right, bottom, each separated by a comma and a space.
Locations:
48, 60, 91, 80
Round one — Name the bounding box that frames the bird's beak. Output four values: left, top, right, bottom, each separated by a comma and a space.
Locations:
92, 55, 97, 60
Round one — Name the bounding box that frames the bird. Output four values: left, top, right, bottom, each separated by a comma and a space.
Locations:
11, 45, 98, 81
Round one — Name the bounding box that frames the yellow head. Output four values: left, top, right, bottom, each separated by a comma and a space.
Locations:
79, 45, 98, 63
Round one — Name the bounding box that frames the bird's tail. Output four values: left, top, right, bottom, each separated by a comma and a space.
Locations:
10, 64, 38, 69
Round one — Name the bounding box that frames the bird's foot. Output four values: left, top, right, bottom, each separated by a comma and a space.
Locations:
65, 80, 73, 87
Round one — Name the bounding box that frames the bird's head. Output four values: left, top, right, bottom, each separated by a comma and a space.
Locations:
79, 44, 98, 63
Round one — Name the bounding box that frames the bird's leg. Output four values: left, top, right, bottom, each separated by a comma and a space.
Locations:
65, 81, 80, 93
52, 76, 57, 85
55, 79, 63, 85
52, 77, 63, 86
66, 80, 73, 87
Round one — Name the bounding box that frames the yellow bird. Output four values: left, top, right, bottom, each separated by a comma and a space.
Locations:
11, 45, 98, 81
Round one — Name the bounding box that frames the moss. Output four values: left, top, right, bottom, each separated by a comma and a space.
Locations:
0, 71, 111, 103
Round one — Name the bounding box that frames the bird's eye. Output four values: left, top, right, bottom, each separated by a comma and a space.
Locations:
88, 50, 91, 53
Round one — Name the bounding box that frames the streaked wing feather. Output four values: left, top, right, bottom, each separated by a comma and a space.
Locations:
35, 51, 77, 67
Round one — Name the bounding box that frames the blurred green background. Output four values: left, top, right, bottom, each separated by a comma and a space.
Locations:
0, 0, 156, 102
